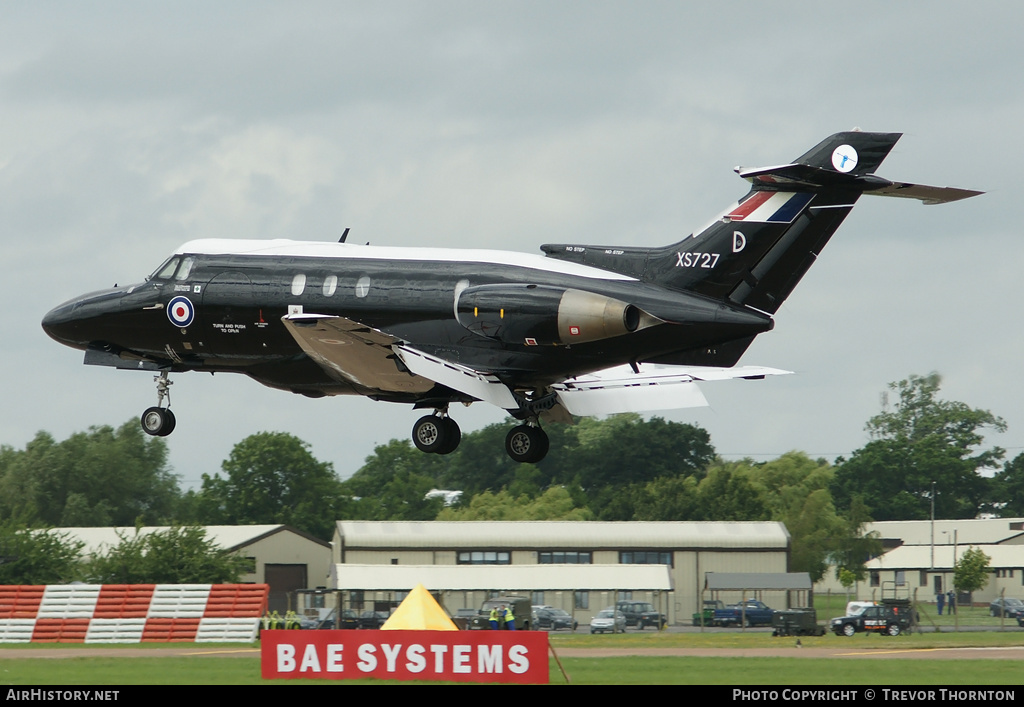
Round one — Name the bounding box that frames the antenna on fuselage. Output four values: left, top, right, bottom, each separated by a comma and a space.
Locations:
339, 228, 350, 243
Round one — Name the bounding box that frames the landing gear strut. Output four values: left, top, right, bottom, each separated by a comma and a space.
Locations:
141, 371, 176, 437
412, 412, 461, 455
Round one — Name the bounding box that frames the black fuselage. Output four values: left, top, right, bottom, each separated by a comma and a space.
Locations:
42, 241, 772, 402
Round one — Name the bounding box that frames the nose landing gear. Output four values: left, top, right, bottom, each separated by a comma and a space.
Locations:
141, 371, 176, 437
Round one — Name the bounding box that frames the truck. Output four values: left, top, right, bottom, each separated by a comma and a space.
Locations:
713, 599, 775, 627
466, 596, 533, 630
771, 608, 826, 637
829, 600, 914, 637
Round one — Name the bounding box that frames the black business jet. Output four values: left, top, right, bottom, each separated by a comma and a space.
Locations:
42, 131, 980, 463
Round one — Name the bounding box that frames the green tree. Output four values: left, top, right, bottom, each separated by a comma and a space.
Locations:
195, 432, 348, 540
991, 453, 1024, 516
0, 422, 178, 527
343, 440, 445, 521
953, 546, 991, 595
832, 373, 1005, 520
0, 522, 84, 584
437, 486, 593, 521
85, 526, 249, 584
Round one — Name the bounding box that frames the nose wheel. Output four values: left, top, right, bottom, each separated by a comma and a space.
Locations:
141, 371, 176, 437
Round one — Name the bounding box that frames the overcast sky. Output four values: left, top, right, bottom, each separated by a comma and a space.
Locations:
3, 2, 1022, 490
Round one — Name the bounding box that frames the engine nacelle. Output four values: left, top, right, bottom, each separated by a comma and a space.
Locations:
456, 284, 656, 346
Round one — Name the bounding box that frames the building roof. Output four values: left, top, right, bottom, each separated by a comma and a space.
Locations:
44, 525, 329, 555
704, 572, 812, 591
335, 521, 789, 550
866, 543, 1024, 571
866, 518, 1024, 546
329, 563, 673, 591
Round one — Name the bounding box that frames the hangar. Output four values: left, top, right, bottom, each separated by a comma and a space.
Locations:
330, 520, 790, 624
50, 525, 331, 612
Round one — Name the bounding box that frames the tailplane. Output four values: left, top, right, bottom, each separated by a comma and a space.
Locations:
542, 131, 981, 314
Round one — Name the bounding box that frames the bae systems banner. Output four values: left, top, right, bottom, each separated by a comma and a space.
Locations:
261, 630, 549, 684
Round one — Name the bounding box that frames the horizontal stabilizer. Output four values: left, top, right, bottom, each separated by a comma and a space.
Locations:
864, 181, 983, 205
550, 364, 791, 417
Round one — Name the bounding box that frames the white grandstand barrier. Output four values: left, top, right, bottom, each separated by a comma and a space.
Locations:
196, 617, 260, 643
85, 618, 146, 644
0, 619, 36, 643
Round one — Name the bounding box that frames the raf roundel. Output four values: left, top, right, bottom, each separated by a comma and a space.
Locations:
167, 296, 195, 328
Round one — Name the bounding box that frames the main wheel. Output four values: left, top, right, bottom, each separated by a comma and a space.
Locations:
412, 415, 449, 453
505, 425, 549, 463
436, 417, 461, 455
141, 407, 175, 437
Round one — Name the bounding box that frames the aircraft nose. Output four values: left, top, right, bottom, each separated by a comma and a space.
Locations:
42, 288, 126, 350
42, 300, 80, 346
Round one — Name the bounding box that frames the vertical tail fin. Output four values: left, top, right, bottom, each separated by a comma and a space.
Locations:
541, 131, 979, 315
646, 131, 903, 313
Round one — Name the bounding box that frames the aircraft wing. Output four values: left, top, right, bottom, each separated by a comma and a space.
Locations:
281, 313, 435, 393
549, 364, 792, 417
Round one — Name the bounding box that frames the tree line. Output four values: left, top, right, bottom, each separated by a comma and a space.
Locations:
1, 372, 1020, 584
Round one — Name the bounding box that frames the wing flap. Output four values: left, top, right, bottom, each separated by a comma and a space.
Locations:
281, 313, 435, 393
394, 346, 519, 409
551, 364, 791, 416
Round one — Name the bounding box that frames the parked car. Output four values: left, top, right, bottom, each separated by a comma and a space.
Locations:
589, 608, 626, 634
357, 610, 390, 629
830, 602, 912, 637
713, 600, 775, 627
535, 607, 578, 631
616, 601, 667, 630
989, 598, 1024, 618
300, 608, 359, 630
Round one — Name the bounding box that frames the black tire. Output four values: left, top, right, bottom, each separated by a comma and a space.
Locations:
505, 425, 549, 463
887, 623, 901, 637
412, 415, 448, 453
436, 418, 462, 455
842, 623, 856, 637
141, 407, 175, 437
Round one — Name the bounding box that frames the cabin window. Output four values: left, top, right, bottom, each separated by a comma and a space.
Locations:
175, 257, 195, 281
355, 276, 371, 298
322, 275, 338, 297
150, 257, 180, 281
291, 274, 307, 296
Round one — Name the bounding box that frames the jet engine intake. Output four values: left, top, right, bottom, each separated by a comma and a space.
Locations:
456, 284, 659, 346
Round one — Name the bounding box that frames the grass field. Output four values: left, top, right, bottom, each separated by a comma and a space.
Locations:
2, 630, 1021, 685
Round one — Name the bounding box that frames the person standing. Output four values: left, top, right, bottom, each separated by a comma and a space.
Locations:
947, 590, 956, 615
504, 604, 516, 631
936, 591, 945, 616
489, 606, 500, 630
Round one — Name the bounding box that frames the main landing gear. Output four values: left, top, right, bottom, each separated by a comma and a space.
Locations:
410, 411, 550, 463
140, 371, 176, 437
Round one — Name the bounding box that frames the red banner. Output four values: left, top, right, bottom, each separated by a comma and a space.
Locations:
261, 629, 549, 684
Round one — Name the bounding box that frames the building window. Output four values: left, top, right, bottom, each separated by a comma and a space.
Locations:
574, 591, 589, 610
895, 571, 906, 586
532, 592, 545, 606
919, 570, 928, 587
458, 551, 510, 565
620, 551, 673, 567
870, 571, 880, 587
538, 551, 592, 564
350, 591, 365, 610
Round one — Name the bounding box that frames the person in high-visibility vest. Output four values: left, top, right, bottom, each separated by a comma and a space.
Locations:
489, 606, 500, 630
503, 605, 516, 631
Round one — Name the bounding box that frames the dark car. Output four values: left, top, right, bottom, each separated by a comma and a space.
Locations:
299, 608, 359, 630
989, 598, 1024, 618
357, 610, 390, 629
615, 601, 667, 630
535, 607, 578, 631
830, 602, 913, 637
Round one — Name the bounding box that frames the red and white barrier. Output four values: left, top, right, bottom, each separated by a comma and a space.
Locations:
0, 584, 268, 643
